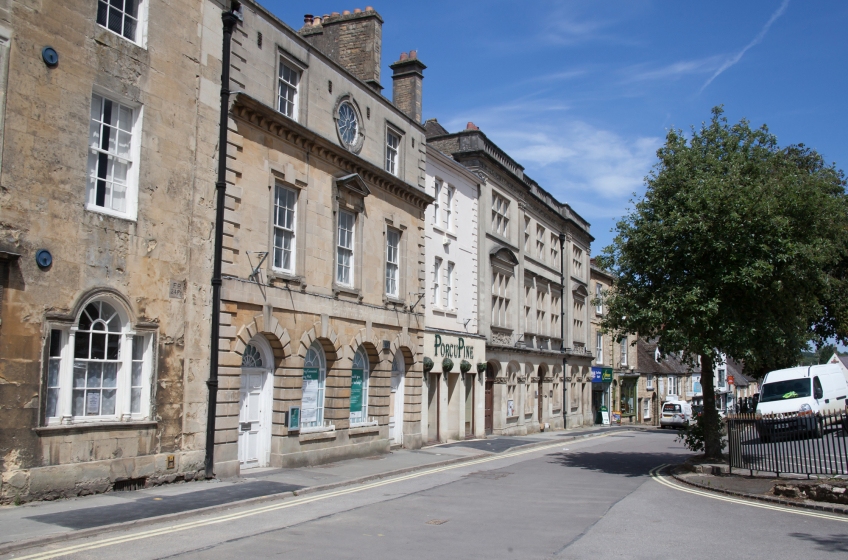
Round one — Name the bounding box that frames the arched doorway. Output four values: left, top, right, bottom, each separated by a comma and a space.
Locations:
389, 350, 406, 445
485, 362, 496, 434
239, 337, 273, 469
538, 364, 547, 427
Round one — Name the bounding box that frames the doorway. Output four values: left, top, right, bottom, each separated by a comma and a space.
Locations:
537, 376, 544, 426
485, 363, 495, 434
389, 351, 406, 445
464, 373, 474, 438
427, 372, 439, 443
238, 339, 272, 469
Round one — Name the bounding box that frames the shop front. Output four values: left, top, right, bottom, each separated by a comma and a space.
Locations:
422, 331, 487, 443
618, 373, 639, 424
591, 367, 613, 424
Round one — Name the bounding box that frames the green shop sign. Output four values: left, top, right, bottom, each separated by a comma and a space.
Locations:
350, 368, 364, 413
433, 334, 474, 361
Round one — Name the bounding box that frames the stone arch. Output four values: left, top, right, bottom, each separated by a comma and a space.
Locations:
387, 331, 417, 370
348, 329, 380, 369
295, 321, 342, 363
232, 314, 291, 370
70, 287, 136, 326
538, 363, 550, 380
486, 359, 501, 379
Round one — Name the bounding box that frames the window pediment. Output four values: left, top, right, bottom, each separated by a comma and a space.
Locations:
490, 245, 519, 267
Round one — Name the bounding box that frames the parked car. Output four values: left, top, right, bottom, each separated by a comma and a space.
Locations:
755, 364, 848, 442
660, 400, 692, 429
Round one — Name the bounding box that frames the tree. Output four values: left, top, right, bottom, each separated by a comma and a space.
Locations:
598, 107, 848, 459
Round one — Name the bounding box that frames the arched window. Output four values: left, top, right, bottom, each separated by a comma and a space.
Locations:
350, 345, 370, 424
242, 343, 264, 368
45, 297, 153, 423
301, 341, 327, 429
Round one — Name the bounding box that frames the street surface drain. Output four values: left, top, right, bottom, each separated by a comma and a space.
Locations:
466, 471, 513, 480
426, 519, 449, 525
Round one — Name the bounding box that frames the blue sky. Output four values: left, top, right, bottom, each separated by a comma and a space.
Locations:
265, 0, 847, 255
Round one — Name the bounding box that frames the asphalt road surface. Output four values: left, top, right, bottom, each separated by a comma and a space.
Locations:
7, 430, 848, 559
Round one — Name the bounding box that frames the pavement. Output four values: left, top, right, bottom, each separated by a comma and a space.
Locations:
4, 428, 848, 559
0, 424, 634, 554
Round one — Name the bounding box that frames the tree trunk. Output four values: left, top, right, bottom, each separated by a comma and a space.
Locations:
700, 353, 723, 460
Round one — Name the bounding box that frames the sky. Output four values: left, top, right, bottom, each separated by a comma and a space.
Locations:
263, 0, 848, 255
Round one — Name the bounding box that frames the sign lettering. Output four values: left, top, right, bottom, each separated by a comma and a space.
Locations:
433, 334, 474, 360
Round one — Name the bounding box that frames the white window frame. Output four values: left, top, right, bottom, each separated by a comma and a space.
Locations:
433, 180, 442, 226
87, 91, 142, 221
336, 210, 355, 287
350, 345, 371, 425
668, 375, 677, 396
444, 185, 455, 231
646, 374, 654, 390
536, 225, 545, 261
620, 337, 628, 366
96, 0, 148, 47
596, 331, 603, 365
492, 269, 512, 328
595, 283, 603, 314
717, 368, 726, 389
278, 58, 300, 120
445, 261, 455, 310
44, 299, 154, 425
643, 397, 651, 419
385, 128, 400, 176
551, 292, 560, 337
431, 257, 442, 307
524, 284, 533, 334
550, 232, 559, 266
524, 217, 531, 252
301, 341, 329, 431
385, 228, 400, 298
492, 191, 510, 238
272, 184, 297, 274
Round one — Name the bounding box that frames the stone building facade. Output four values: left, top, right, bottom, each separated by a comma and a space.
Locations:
422, 147, 485, 443
205, 2, 432, 476
426, 121, 594, 435
0, 0, 220, 503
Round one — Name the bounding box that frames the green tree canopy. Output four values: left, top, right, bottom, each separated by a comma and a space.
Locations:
598, 107, 848, 458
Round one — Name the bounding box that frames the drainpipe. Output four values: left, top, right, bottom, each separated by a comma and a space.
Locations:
205, 8, 240, 479
559, 232, 566, 427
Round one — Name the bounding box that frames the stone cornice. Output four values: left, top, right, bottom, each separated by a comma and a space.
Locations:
230, 93, 434, 210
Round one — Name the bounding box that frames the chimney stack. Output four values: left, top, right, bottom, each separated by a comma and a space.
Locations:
299, 7, 384, 92
390, 50, 426, 124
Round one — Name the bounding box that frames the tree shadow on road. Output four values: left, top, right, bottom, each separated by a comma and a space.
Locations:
789, 533, 848, 553
546, 451, 687, 477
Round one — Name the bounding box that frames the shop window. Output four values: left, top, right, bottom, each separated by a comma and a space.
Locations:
350, 346, 370, 424
301, 341, 328, 430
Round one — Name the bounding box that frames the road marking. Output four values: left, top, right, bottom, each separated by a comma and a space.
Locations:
11, 432, 617, 560
650, 465, 848, 523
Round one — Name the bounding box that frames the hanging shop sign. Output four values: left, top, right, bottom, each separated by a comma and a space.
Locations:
350, 368, 364, 413
301, 367, 320, 423
591, 367, 613, 383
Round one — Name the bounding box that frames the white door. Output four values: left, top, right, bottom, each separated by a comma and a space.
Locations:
390, 353, 405, 445
239, 370, 268, 468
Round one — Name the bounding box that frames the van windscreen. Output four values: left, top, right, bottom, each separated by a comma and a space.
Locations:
759, 379, 812, 403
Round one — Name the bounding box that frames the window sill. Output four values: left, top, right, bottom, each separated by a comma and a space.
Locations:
95, 26, 146, 50
269, 270, 304, 285
34, 420, 157, 435
349, 423, 380, 436
333, 285, 361, 300
298, 427, 337, 442
384, 296, 406, 307
85, 204, 137, 223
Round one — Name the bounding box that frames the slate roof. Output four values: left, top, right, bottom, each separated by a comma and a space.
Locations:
636, 338, 701, 375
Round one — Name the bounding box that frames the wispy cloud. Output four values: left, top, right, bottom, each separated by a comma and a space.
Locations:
621, 56, 723, 83
700, 0, 790, 92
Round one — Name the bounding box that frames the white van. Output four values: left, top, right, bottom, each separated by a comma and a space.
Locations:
755, 364, 848, 441
660, 400, 692, 429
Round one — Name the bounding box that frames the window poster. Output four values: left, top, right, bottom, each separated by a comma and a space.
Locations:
302, 367, 319, 423
86, 392, 100, 415
350, 368, 364, 413
507, 399, 515, 417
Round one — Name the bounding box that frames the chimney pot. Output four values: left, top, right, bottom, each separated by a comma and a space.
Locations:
467, 122, 479, 130
366, 5, 374, 11
313, 16, 321, 25
331, 11, 340, 16
409, 50, 417, 59
304, 14, 313, 25
343, 10, 351, 15
354, 8, 362, 13
399, 52, 408, 61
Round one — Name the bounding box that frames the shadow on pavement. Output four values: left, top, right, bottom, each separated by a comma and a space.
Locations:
546, 451, 685, 477
27, 480, 304, 530
789, 533, 848, 553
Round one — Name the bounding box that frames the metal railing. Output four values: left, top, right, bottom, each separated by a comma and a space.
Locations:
727, 412, 848, 476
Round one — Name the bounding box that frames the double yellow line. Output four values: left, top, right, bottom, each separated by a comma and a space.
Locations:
650, 465, 848, 523
11, 433, 614, 560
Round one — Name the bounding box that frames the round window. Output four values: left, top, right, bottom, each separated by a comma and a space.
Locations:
337, 101, 359, 147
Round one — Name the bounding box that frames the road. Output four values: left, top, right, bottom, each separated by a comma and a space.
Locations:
6, 430, 847, 559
